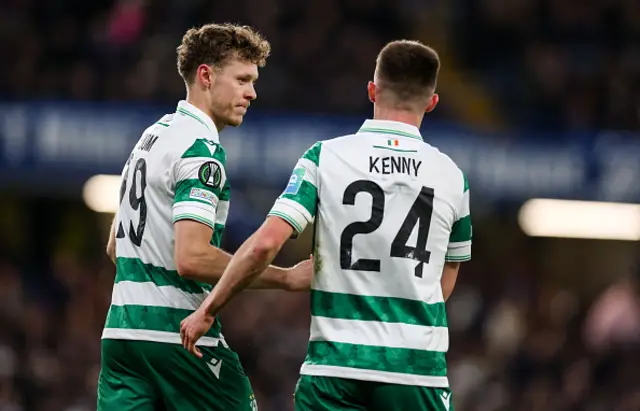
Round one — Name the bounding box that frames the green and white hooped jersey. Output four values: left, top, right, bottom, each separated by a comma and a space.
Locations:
102, 101, 230, 348
269, 119, 472, 387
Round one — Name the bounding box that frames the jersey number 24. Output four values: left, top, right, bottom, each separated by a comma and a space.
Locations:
339, 180, 434, 278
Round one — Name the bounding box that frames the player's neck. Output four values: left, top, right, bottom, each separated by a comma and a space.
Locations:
372, 106, 424, 129
184, 92, 223, 131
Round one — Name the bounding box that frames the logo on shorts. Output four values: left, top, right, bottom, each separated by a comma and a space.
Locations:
206, 357, 222, 379
284, 168, 305, 195
198, 161, 222, 188
440, 390, 451, 411
249, 393, 258, 411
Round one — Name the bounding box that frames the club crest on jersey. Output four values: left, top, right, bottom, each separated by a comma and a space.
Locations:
198, 161, 222, 188
284, 168, 305, 195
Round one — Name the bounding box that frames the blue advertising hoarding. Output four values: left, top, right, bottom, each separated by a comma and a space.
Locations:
0, 101, 639, 203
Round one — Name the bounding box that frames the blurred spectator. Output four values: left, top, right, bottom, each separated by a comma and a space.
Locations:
0, 227, 638, 410
456, 0, 639, 131
105, 0, 147, 49
584, 271, 640, 352
2, 0, 637, 131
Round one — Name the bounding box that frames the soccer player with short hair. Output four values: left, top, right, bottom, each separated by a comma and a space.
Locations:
98, 23, 313, 411
181, 40, 472, 411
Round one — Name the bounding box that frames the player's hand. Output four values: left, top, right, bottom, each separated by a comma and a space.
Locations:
284, 256, 314, 291
180, 309, 215, 358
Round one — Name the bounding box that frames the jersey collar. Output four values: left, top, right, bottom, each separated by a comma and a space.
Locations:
357, 119, 423, 141
176, 100, 218, 133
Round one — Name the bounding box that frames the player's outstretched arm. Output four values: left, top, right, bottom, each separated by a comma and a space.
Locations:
174, 219, 311, 291
180, 216, 310, 357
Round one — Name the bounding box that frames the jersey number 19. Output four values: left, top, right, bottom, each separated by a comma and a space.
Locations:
116, 157, 148, 246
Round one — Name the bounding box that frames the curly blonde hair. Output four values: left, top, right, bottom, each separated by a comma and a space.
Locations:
177, 23, 271, 84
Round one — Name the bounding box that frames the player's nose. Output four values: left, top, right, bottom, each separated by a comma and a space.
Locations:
245, 84, 257, 101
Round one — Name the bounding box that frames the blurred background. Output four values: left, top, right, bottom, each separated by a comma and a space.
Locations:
0, 0, 639, 410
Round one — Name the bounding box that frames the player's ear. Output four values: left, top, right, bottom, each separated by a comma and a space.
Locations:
367, 81, 376, 103
196, 64, 214, 89
425, 93, 439, 113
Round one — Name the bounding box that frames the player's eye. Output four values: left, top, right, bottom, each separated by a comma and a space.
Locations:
237, 75, 257, 85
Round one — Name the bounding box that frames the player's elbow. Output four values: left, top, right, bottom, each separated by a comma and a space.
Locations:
174, 220, 219, 279
175, 257, 197, 278
175, 242, 224, 279
249, 236, 280, 261
175, 246, 205, 278
247, 218, 290, 261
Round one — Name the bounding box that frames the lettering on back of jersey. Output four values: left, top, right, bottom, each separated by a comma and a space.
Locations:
369, 156, 422, 177
138, 134, 159, 152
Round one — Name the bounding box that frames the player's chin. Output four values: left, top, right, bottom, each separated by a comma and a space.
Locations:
224, 114, 244, 127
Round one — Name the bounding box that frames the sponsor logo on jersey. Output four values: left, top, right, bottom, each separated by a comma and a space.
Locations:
284, 167, 305, 195
198, 161, 222, 188
201, 138, 218, 155
189, 187, 215, 205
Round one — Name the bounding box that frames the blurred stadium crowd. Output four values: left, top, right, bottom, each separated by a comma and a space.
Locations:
0, 204, 639, 411
455, 0, 639, 131
0, 1, 639, 411
1, 0, 637, 131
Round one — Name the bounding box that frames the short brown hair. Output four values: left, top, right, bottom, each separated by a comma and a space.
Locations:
177, 23, 271, 84
375, 40, 440, 105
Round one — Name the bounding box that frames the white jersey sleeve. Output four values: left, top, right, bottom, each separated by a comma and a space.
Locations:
445, 174, 472, 262
171, 138, 228, 230
268, 142, 321, 236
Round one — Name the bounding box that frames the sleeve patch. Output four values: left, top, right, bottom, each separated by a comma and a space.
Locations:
284, 168, 306, 195
189, 187, 216, 205
198, 161, 223, 188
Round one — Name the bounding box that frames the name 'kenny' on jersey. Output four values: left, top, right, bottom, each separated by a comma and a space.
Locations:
268, 119, 471, 388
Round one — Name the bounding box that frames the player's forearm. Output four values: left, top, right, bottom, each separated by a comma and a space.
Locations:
178, 244, 289, 290
201, 236, 280, 316
442, 281, 454, 302
441, 262, 460, 302
106, 216, 117, 264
